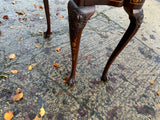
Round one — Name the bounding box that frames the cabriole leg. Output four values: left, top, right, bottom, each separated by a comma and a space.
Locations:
101, 7, 144, 82
67, 0, 95, 86
43, 0, 52, 38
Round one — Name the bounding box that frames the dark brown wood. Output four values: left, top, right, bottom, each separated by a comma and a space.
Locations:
67, 0, 145, 86
67, 1, 95, 86
42, 0, 145, 86
43, 0, 52, 38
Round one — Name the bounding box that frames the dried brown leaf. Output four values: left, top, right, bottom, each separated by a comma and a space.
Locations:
13, 92, 23, 101
33, 116, 42, 120
63, 75, 69, 83
15, 88, 23, 94
19, 37, 23, 40
60, 15, 64, 18
53, 62, 60, 68
34, 4, 37, 7
56, 47, 61, 52
157, 93, 160, 96
86, 55, 91, 60
3, 15, 9, 20
16, 10, 25, 15
12, 1, 16, 4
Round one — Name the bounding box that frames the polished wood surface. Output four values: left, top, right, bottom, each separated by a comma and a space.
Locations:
67, 0, 145, 86
43, 0, 145, 86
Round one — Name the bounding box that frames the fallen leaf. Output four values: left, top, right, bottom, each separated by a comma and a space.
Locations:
63, 75, 69, 83
53, 62, 60, 68
9, 53, 16, 59
33, 116, 42, 120
3, 15, 9, 20
56, 13, 60, 16
10, 26, 14, 29
12, 1, 16, 4
15, 88, 23, 94
0, 31, 2, 36
13, 92, 23, 101
150, 81, 154, 85
11, 70, 18, 74
56, 47, 61, 52
34, 4, 37, 7
0, 21, 2, 24
39, 17, 43, 20
58, 91, 63, 95
20, 20, 23, 23
120, 31, 124, 34
39, 30, 42, 33
16, 10, 25, 15
158, 104, 160, 108
60, 15, 64, 18
17, 26, 21, 29
39, 107, 45, 117
19, 37, 23, 40
39, 5, 43, 10
36, 45, 39, 48
4, 111, 13, 120
86, 55, 91, 60
0, 75, 8, 78
157, 93, 160, 96
28, 65, 33, 70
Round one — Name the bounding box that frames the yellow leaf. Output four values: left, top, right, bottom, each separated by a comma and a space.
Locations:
157, 104, 160, 108
9, 53, 16, 59
10, 26, 14, 29
39, 30, 42, 33
39, 107, 45, 117
4, 111, 13, 120
11, 70, 18, 74
28, 65, 33, 70
39, 17, 43, 20
33, 116, 42, 120
150, 81, 154, 85
13, 92, 23, 101
36, 45, 39, 48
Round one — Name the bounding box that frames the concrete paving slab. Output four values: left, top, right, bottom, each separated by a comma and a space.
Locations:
0, 0, 160, 119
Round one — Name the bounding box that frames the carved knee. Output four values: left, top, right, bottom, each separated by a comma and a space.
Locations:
124, 7, 144, 27
133, 9, 144, 27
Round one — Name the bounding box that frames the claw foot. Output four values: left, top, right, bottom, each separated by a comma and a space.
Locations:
66, 77, 75, 87
44, 31, 52, 38
101, 76, 109, 82
64, 75, 75, 87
